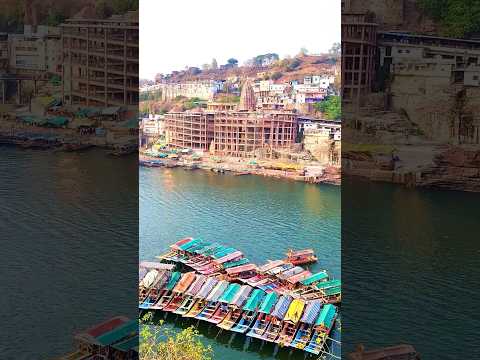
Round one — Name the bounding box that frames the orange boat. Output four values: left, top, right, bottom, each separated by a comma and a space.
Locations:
285, 249, 318, 266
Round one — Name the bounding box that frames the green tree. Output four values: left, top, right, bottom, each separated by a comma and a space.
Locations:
314, 96, 341, 120
140, 313, 213, 360
227, 58, 238, 66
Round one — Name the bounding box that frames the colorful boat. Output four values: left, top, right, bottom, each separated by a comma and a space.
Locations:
276, 298, 306, 346
173, 274, 206, 315
225, 263, 258, 281
285, 249, 318, 265
195, 280, 229, 321
260, 295, 293, 342
230, 289, 266, 334
163, 272, 196, 312
304, 304, 338, 355
206, 283, 242, 324
139, 269, 159, 302
150, 271, 181, 310
217, 285, 253, 330
139, 270, 171, 310
183, 277, 219, 318
290, 299, 322, 349
247, 292, 279, 339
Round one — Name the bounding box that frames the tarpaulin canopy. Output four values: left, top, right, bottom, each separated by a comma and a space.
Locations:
195, 243, 221, 255
219, 283, 241, 304
139, 261, 175, 271
258, 260, 285, 273
315, 304, 337, 329
278, 266, 304, 280
212, 247, 237, 259
231, 285, 253, 307
172, 237, 193, 248
215, 251, 243, 264
225, 263, 257, 275
268, 263, 293, 275
223, 258, 250, 269
259, 292, 278, 314
271, 295, 293, 320
284, 299, 306, 324
196, 277, 219, 299
242, 289, 266, 312
139, 268, 147, 282
111, 335, 138, 352
96, 319, 137, 346
301, 271, 329, 286
300, 300, 323, 325
173, 272, 196, 293
165, 272, 182, 291
286, 270, 312, 284
206, 280, 229, 302
185, 274, 207, 296
178, 238, 201, 251
324, 286, 341, 296
315, 279, 341, 290
140, 270, 158, 288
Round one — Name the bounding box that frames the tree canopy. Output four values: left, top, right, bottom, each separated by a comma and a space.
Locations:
314, 96, 341, 120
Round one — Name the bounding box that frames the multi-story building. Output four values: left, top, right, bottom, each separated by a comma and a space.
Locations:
61, 12, 139, 108
159, 80, 223, 101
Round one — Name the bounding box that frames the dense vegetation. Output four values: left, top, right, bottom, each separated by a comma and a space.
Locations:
140, 314, 213, 360
314, 95, 341, 120
419, 0, 480, 37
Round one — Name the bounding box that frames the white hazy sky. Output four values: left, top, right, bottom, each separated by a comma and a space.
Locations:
140, 0, 341, 79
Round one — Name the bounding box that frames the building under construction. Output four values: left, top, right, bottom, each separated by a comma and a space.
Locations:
60, 12, 138, 108
165, 82, 297, 157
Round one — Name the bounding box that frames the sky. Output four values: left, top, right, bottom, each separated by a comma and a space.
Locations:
140, 0, 341, 79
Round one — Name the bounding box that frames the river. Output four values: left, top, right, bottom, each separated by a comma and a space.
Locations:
140, 167, 341, 359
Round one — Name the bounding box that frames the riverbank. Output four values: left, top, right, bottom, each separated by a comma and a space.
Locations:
140, 152, 340, 185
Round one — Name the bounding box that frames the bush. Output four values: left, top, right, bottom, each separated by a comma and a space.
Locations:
314, 96, 341, 120
140, 313, 213, 360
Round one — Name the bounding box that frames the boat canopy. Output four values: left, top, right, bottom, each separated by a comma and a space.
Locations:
212, 247, 237, 259
206, 280, 229, 302
215, 251, 243, 264
111, 335, 138, 352
152, 271, 170, 289
324, 286, 341, 296
286, 270, 312, 284
219, 283, 242, 304
315, 304, 337, 329
139, 268, 147, 282
271, 295, 293, 319
185, 274, 207, 296
178, 238, 201, 251
96, 319, 137, 346
300, 300, 322, 324
242, 289, 266, 312
195, 243, 221, 255
259, 292, 278, 314
173, 272, 196, 293
225, 263, 257, 275
284, 299, 306, 324
258, 260, 285, 273
187, 241, 212, 253
315, 279, 341, 290
278, 266, 304, 280
165, 272, 182, 291
223, 258, 250, 269
231, 285, 253, 307
139, 261, 175, 271
195, 277, 219, 299
288, 249, 315, 257
268, 263, 293, 275
140, 269, 158, 288
301, 271, 329, 286
171, 237, 193, 249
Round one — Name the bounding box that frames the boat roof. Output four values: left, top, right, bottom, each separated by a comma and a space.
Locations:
315, 279, 341, 290
348, 345, 418, 360
271, 295, 293, 319
288, 249, 315, 257
242, 289, 266, 312
215, 251, 243, 264
223, 258, 250, 269
139, 268, 147, 282
152, 271, 170, 289
315, 304, 336, 328
324, 285, 341, 296
219, 283, 242, 303
195, 277, 219, 299
165, 272, 182, 290
139, 261, 175, 271
284, 298, 306, 324
206, 280, 229, 302
173, 272, 196, 293
170, 237, 194, 249
301, 271, 329, 286
140, 269, 158, 288
195, 243, 222, 255
82, 316, 129, 339
231, 285, 253, 307
178, 238, 202, 251
259, 292, 279, 314
286, 270, 312, 284
212, 247, 238, 259
225, 263, 257, 275
258, 260, 285, 273
278, 266, 304, 280
185, 274, 206, 296
268, 263, 293, 275
96, 319, 137, 346
111, 335, 139, 352
301, 300, 323, 324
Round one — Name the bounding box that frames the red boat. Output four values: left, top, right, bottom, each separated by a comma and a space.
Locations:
285, 249, 318, 266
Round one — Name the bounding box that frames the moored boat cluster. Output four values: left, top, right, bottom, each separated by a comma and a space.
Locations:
139, 238, 341, 355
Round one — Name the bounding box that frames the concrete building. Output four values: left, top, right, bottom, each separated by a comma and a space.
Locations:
159, 80, 222, 101
61, 13, 139, 107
